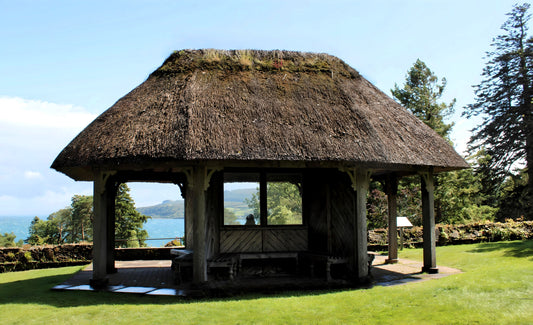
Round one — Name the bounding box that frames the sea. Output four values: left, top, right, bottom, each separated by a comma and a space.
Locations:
0, 216, 185, 248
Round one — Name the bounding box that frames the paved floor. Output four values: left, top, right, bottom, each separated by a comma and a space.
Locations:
53, 255, 461, 297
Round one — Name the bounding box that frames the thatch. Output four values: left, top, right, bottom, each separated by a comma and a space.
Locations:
52, 49, 468, 180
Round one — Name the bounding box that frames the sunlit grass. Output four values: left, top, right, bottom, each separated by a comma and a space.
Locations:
0, 240, 531, 324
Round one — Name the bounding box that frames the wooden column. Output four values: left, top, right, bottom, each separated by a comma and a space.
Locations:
177, 183, 192, 249
106, 181, 118, 274
385, 175, 399, 264
184, 186, 194, 249
355, 169, 371, 282
341, 168, 372, 282
421, 171, 438, 274
188, 166, 208, 283
90, 171, 115, 288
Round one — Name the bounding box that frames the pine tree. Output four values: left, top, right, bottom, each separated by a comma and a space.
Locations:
464, 3, 533, 219
114, 183, 150, 247
392, 59, 457, 224
70, 195, 93, 242
392, 59, 455, 140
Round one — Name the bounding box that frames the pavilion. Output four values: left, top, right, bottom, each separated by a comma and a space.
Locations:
51, 49, 468, 287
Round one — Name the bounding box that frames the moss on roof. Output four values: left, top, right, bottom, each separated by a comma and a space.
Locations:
52, 49, 468, 181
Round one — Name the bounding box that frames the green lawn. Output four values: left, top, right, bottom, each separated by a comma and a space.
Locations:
1, 240, 532, 324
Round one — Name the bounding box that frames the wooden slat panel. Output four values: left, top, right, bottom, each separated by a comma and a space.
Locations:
305, 170, 328, 253
330, 171, 355, 258
220, 229, 262, 253
263, 229, 307, 252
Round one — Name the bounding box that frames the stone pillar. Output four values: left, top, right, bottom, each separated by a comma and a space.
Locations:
90, 171, 115, 288
189, 166, 208, 283
421, 171, 438, 274
385, 175, 399, 264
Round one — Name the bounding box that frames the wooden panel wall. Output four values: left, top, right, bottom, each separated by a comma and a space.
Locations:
305, 170, 328, 253
220, 229, 262, 253
305, 169, 356, 258
220, 228, 307, 253
329, 171, 355, 258
263, 228, 307, 252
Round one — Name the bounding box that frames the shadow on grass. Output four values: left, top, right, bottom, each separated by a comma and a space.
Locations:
0, 270, 371, 308
466, 240, 533, 260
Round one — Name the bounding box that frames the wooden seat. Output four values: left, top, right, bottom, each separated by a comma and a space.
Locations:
171, 253, 193, 284
300, 252, 348, 282
208, 253, 239, 280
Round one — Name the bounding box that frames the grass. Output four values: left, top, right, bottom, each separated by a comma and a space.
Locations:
0, 241, 532, 324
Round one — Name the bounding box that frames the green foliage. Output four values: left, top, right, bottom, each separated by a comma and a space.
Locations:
464, 3, 533, 218
388, 60, 499, 226
114, 183, 150, 248
267, 182, 302, 225
367, 182, 388, 229
244, 183, 302, 225
436, 152, 498, 224
497, 169, 529, 221
392, 59, 455, 139
0, 232, 22, 247
223, 208, 239, 225
243, 187, 261, 224
70, 195, 93, 242
27, 184, 148, 247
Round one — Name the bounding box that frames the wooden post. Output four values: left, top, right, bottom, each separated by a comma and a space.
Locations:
106, 181, 117, 274
183, 185, 194, 249
421, 171, 438, 274
189, 166, 208, 283
385, 175, 399, 264
90, 171, 115, 288
354, 169, 371, 282
177, 182, 191, 248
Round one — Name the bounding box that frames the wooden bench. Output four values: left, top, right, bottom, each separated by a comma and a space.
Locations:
300, 252, 375, 281
238, 252, 299, 273
208, 253, 240, 280
300, 252, 348, 282
170, 249, 193, 284
171, 250, 240, 283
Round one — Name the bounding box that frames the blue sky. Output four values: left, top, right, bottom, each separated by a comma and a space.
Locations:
0, 0, 521, 216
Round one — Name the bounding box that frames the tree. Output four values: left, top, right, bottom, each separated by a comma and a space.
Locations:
114, 183, 150, 248
367, 182, 388, 229
0, 232, 22, 247
27, 184, 149, 247
223, 208, 239, 225
47, 208, 72, 244
245, 182, 302, 225
392, 59, 457, 224
27, 216, 57, 245
392, 59, 455, 139
464, 3, 533, 219
70, 195, 93, 242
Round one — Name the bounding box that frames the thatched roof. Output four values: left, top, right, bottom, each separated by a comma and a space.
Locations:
52, 49, 468, 181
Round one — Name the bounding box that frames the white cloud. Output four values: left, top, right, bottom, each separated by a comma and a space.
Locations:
0, 96, 96, 129
0, 188, 82, 216
0, 96, 97, 216
24, 171, 43, 180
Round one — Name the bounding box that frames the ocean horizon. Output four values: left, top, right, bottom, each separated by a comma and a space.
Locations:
0, 216, 184, 248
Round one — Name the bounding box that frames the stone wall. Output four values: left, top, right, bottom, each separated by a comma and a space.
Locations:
0, 244, 92, 272
368, 220, 533, 251
0, 245, 176, 272
2, 221, 531, 272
